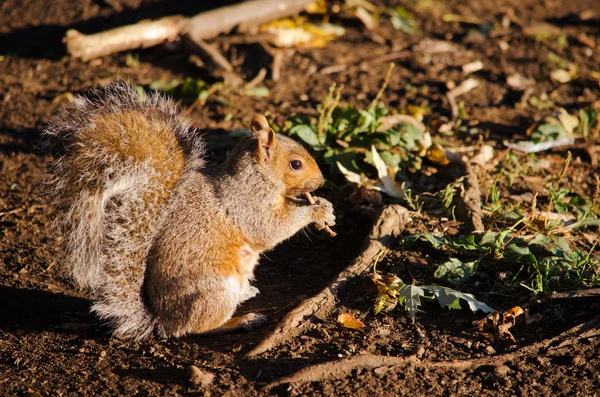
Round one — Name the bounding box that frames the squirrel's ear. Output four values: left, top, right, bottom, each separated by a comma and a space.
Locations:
251, 114, 277, 161
251, 114, 271, 133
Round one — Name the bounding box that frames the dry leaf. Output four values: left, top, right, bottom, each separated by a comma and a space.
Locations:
426, 143, 450, 166
503, 137, 575, 153
337, 313, 366, 331
478, 306, 525, 343
260, 18, 345, 48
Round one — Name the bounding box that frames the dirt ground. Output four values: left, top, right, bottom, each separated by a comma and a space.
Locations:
1, 0, 599, 396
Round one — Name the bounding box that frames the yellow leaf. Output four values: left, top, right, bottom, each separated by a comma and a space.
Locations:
426, 143, 450, 166
337, 313, 366, 331
260, 18, 345, 48
306, 0, 327, 14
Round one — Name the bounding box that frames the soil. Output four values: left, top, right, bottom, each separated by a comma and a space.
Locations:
1, 0, 599, 396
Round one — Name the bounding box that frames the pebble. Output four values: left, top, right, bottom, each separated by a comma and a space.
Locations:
494, 365, 510, 377
572, 355, 586, 367
187, 365, 215, 387
485, 346, 496, 355
99, 350, 107, 358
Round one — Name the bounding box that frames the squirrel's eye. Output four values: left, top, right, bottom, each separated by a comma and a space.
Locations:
290, 159, 303, 170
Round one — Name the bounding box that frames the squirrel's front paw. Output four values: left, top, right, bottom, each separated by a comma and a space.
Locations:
310, 197, 336, 230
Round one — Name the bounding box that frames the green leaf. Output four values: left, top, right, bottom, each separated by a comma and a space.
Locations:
149, 78, 181, 92
399, 284, 425, 321
425, 286, 495, 314
290, 125, 320, 147
434, 257, 480, 285
239, 86, 269, 98
408, 234, 447, 249
531, 122, 565, 143
388, 7, 419, 35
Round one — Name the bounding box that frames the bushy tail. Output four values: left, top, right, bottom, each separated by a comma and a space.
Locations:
45, 82, 204, 339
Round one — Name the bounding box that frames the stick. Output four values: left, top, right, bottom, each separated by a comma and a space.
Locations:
548, 288, 600, 300
65, 16, 184, 61
65, 0, 313, 61
246, 204, 411, 358
266, 315, 600, 388
185, 0, 313, 41
455, 160, 485, 232
446, 78, 480, 121
182, 35, 233, 72
304, 192, 337, 237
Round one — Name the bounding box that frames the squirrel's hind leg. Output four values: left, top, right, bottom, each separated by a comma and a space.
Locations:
202, 312, 267, 335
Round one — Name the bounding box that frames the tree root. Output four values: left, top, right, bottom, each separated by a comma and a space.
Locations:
245, 204, 411, 358
266, 315, 600, 388
454, 160, 485, 233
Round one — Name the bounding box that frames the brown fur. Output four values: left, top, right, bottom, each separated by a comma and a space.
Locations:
46, 85, 335, 339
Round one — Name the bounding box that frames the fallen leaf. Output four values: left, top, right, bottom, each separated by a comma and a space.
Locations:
261, 18, 345, 48
337, 313, 366, 331
370, 146, 406, 199
426, 143, 450, 166
550, 69, 572, 83
503, 137, 576, 153
478, 306, 525, 343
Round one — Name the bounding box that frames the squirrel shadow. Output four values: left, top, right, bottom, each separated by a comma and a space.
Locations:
0, 285, 96, 332
0, 128, 45, 155
0, 0, 238, 60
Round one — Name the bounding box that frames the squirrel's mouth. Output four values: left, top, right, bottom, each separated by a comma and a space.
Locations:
286, 195, 309, 206
286, 185, 318, 205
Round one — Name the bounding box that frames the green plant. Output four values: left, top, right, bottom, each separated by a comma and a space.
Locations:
372, 272, 494, 321
285, 64, 427, 194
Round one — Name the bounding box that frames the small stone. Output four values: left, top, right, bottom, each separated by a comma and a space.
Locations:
485, 346, 496, 355
187, 365, 215, 387
373, 366, 388, 375
416, 345, 426, 358
466, 341, 473, 349
494, 365, 510, 377
99, 350, 107, 358
572, 355, 586, 367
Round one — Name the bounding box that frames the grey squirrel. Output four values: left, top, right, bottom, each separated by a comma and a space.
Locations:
45, 82, 335, 339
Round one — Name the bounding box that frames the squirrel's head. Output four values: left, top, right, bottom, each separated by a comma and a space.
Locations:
251, 114, 324, 199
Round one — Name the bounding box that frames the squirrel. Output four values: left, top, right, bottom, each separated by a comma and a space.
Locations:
45, 82, 335, 340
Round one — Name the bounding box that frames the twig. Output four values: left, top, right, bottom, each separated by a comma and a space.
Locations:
266, 315, 600, 388
245, 68, 268, 89
454, 160, 485, 232
246, 204, 411, 358
182, 35, 233, 72
65, 0, 313, 61
446, 78, 480, 121
65, 16, 184, 61
271, 51, 284, 82
304, 192, 336, 237
367, 63, 395, 114
548, 288, 600, 300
